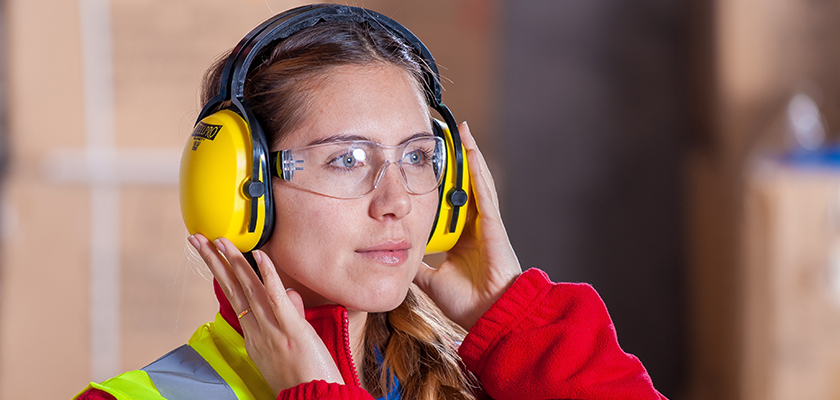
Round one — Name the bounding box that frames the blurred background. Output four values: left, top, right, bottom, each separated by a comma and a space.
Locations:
2, 0, 840, 399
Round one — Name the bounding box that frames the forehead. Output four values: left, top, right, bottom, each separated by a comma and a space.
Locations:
277, 63, 432, 149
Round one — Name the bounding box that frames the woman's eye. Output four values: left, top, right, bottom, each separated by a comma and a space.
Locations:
341, 154, 356, 167
330, 153, 356, 168
405, 150, 426, 165
329, 148, 366, 169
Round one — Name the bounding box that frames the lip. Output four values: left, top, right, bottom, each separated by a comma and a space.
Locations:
356, 240, 411, 265
357, 240, 411, 252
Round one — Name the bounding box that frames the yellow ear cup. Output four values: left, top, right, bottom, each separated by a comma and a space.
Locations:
180, 109, 266, 251
425, 120, 470, 254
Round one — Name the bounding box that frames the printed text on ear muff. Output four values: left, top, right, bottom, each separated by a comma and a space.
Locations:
190, 122, 223, 150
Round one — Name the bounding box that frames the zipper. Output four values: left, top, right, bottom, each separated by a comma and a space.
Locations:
342, 312, 362, 387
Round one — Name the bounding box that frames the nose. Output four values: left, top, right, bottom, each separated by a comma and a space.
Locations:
369, 161, 412, 220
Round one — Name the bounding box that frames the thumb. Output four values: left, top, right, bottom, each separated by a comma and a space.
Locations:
285, 288, 305, 318
413, 261, 437, 294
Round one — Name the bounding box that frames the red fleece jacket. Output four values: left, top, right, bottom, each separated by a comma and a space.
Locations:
77, 268, 665, 399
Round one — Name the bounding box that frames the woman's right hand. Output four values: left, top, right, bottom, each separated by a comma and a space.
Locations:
188, 234, 344, 397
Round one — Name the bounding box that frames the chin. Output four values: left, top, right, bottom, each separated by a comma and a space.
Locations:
345, 285, 411, 313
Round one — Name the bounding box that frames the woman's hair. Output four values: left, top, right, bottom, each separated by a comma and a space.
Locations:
200, 20, 477, 400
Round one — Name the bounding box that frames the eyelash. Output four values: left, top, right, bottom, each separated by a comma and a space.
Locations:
326, 152, 365, 170
325, 148, 435, 170
404, 148, 434, 166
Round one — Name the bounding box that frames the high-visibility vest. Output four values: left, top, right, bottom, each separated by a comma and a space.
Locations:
73, 313, 274, 400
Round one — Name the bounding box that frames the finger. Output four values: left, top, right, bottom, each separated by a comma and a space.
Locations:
190, 235, 262, 332
413, 261, 436, 294
458, 121, 479, 151
474, 147, 499, 204
253, 249, 310, 332
213, 238, 275, 330
189, 235, 246, 309
458, 122, 499, 207
467, 148, 502, 221
459, 121, 495, 185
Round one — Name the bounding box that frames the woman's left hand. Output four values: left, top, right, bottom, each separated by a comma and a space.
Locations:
414, 121, 522, 331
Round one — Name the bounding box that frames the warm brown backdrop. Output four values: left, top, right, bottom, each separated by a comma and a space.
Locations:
0, 1, 497, 398
4, 0, 840, 399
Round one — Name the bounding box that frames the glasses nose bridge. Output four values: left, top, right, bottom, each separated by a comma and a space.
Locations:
371, 159, 409, 192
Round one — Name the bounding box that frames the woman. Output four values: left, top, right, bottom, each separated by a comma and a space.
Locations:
75, 4, 665, 400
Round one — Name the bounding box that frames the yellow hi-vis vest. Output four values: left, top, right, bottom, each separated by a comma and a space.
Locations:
73, 313, 274, 400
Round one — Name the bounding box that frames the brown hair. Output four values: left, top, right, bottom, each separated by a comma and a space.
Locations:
200, 19, 477, 400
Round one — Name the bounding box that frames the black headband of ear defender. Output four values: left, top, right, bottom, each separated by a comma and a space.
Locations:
196, 4, 467, 249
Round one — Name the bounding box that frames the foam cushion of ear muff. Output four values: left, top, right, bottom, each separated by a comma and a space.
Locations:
425, 119, 470, 254
180, 109, 266, 251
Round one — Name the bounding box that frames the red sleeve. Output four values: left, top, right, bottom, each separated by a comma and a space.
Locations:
278, 380, 374, 400
75, 388, 117, 400
459, 268, 667, 400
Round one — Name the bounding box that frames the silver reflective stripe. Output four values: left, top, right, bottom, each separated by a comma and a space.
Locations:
142, 344, 238, 400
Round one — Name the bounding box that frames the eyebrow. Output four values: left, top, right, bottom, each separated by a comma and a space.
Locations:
306, 131, 434, 146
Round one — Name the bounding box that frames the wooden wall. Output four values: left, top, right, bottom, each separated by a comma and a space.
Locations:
0, 1, 496, 398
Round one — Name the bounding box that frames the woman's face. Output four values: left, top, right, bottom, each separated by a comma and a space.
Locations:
262, 63, 438, 312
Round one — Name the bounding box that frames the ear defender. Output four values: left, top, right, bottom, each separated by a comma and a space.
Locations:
180, 109, 269, 252
179, 4, 471, 255
425, 119, 471, 254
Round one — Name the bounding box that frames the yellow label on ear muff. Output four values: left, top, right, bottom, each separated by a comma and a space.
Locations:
425, 120, 470, 254
180, 109, 265, 252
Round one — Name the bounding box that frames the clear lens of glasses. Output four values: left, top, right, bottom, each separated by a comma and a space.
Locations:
272, 136, 446, 198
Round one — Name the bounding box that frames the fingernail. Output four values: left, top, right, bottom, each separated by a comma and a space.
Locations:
253, 250, 263, 264
188, 235, 200, 251
422, 261, 439, 271
213, 239, 226, 253
285, 287, 295, 292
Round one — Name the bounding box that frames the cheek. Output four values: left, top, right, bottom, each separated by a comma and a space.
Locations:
406, 192, 440, 258
417, 192, 440, 231
272, 191, 346, 250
